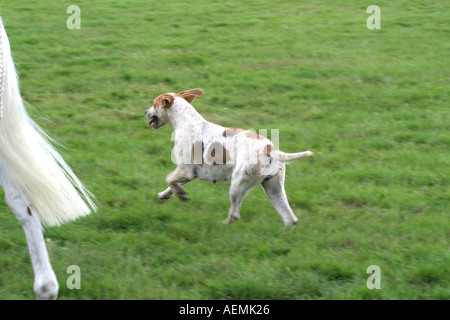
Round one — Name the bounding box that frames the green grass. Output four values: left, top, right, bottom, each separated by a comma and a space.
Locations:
0, 0, 448, 299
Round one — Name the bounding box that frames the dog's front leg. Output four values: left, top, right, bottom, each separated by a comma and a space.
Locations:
158, 181, 190, 201
158, 187, 174, 200
165, 167, 194, 202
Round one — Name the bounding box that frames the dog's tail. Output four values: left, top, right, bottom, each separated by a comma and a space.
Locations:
270, 149, 313, 163
0, 18, 96, 226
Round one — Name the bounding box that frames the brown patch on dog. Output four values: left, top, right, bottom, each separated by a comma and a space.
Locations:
154, 94, 174, 109
244, 131, 265, 140
192, 141, 204, 165
265, 144, 277, 157
222, 128, 244, 137
177, 89, 204, 103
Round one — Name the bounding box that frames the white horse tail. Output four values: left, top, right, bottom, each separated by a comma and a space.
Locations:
0, 18, 96, 226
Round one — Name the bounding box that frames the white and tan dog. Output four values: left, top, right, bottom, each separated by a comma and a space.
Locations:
144, 89, 312, 226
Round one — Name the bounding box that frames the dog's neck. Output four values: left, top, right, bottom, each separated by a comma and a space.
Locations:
167, 99, 205, 130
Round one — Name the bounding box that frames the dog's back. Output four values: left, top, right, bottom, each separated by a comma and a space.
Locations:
188, 121, 277, 175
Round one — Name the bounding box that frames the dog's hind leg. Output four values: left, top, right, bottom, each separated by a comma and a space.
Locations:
261, 166, 298, 226
165, 167, 194, 201
223, 176, 259, 224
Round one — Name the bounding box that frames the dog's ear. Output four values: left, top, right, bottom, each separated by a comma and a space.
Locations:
177, 89, 204, 103
154, 94, 174, 108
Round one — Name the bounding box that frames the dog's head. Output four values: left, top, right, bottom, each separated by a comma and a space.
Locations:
144, 89, 204, 129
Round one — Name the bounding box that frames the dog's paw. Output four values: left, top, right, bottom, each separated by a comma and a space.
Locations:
222, 217, 232, 225
158, 192, 172, 201
222, 214, 239, 225
284, 219, 298, 228
176, 191, 189, 202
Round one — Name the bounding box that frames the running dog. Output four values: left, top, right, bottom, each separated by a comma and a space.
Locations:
144, 89, 312, 226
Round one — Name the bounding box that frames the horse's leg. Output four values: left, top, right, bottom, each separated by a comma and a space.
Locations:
0, 162, 58, 300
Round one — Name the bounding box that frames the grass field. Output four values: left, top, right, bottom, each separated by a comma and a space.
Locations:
0, 0, 448, 299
